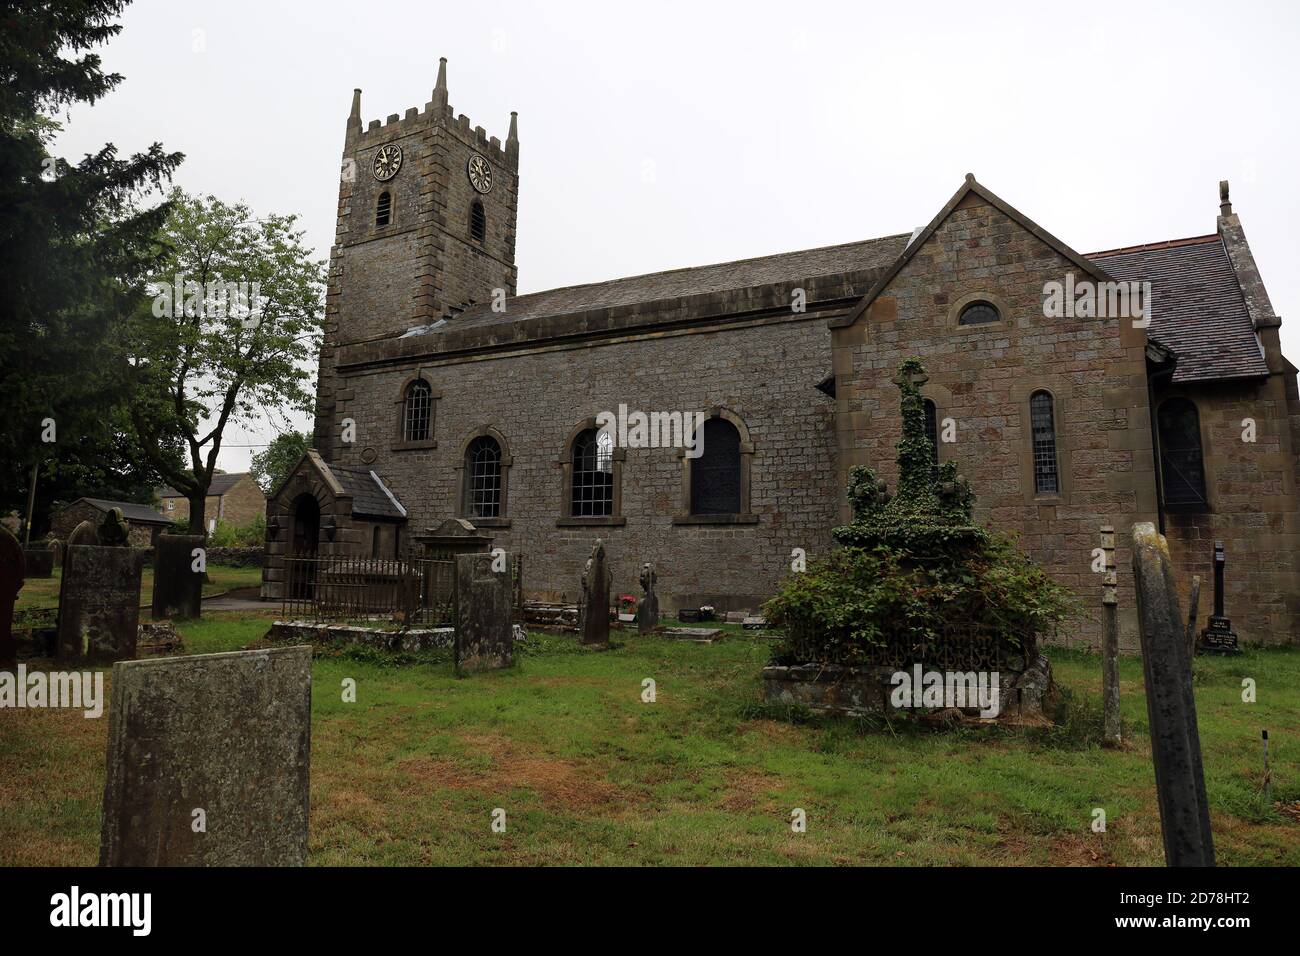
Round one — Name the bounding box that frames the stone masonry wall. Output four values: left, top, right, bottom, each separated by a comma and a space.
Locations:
327, 312, 842, 613
833, 192, 1159, 651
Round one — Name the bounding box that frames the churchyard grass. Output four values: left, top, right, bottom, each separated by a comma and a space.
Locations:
1, 611, 1296, 866
13, 564, 263, 612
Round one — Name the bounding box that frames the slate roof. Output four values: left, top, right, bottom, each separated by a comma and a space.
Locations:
404, 234, 912, 336
79, 497, 174, 526
329, 465, 407, 520
1089, 235, 1269, 383
158, 473, 252, 498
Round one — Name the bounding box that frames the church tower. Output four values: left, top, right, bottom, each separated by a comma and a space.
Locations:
313, 59, 519, 459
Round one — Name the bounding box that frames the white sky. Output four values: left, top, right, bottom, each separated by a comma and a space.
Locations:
52, 0, 1300, 472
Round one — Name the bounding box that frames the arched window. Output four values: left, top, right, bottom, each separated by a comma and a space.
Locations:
402, 379, 433, 443
1029, 390, 1059, 495
923, 398, 940, 469
464, 436, 503, 519
376, 191, 391, 227
1158, 398, 1208, 509
571, 427, 614, 517
469, 199, 486, 243
690, 417, 742, 515
371, 525, 381, 558
959, 301, 1000, 325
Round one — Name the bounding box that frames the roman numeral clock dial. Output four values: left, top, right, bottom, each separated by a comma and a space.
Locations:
372, 144, 402, 181
468, 154, 493, 193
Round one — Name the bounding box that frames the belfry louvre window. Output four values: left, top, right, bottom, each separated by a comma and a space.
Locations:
923, 399, 940, 469
1029, 391, 1060, 495
465, 436, 503, 519
402, 379, 433, 442
376, 191, 392, 227
571, 428, 614, 517
959, 301, 1000, 325
470, 199, 486, 243
690, 418, 742, 515
1158, 398, 1208, 509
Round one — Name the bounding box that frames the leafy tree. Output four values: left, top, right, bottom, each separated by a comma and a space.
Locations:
250, 430, 311, 495
0, 0, 183, 533
120, 190, 326, 534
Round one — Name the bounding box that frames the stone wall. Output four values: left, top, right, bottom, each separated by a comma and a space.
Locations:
832, 191, 1159, 650
50, 501, 164, 549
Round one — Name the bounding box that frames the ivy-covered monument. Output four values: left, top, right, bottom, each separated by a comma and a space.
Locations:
762, 359, 1076, 721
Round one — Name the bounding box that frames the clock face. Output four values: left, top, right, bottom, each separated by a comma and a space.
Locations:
372, 144, 402, 181
467, 154, 493, 193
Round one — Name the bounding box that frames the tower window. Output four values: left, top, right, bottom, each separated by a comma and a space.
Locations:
402, 379, 433, 443
1157, 398, 1208, 510
469, 199, 486, 243
959, 301, 1000, 325
1029, 390, 1059, 495
376, 191, 391, 227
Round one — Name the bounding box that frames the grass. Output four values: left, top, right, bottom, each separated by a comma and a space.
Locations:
14, 564, 262, 613
1, 613, 1296, 866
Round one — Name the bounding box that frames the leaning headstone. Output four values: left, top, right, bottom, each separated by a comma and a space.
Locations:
453, 551, 514, 673
152, 534, 205, 619
57, 545, 144, 664
99, 646, 313, 866
636, 562, 659, 634
0, 525, 25, 668
1131, 522, 1215, 866
581, 539, 612, 648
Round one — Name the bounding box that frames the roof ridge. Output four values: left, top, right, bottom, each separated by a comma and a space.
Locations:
1087, 234, 1220, 258
504, 232, 912, 303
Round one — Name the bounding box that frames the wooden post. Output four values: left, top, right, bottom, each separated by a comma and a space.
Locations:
1131, 522, 1215, 866
1100, 525, 1121, 746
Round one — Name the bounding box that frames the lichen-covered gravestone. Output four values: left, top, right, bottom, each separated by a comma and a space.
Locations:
152, 534, 205, 620
453, 551, 514, 673
99, 646, 313, 866
581, 539, 612, 648
58, 509, 144, 664
0, 525, 25, 668
636, 562, 659, 634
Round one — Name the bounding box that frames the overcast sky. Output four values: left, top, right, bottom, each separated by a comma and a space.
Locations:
52, 0, 1300, 472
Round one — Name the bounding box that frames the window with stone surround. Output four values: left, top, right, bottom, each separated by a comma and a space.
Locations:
571, 428, 614, 517
402, 379, 433, 443
376, 191, 391, 228
1157, 398, 1208, 511
690, 418, 742, 515
1030, 390, 1059, 495
469, 199, 486, 244
958, 301, 1000, 325
465, 435, 503, 519
923, 398, 940, 470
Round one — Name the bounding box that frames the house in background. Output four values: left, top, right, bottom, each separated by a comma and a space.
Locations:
157, 473, 267, 532
51, 497, 175, 547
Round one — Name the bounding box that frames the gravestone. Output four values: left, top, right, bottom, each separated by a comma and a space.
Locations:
22, 543, 54, 579
581, 539, 612, 648
1200, 541, 1239, 655
0, 525, 25, 668
152, 534, 205, 620
99, 646, 312, 866
453, 551, 514, 673
636, 562, 659, 634
1131, 522, 1215, 866
57, 545, 144, 664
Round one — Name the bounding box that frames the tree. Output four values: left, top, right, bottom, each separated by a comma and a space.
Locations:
120, 190, 326, 534
250, 430, 311, 495
0, 1, 184, 531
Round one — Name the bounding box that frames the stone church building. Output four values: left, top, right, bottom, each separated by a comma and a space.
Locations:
262, 61, 1300, 648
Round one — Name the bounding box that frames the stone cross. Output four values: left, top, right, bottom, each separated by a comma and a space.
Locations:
636, 562, 659, 634
1131, 521, 1215, 866
1200, 541, 1239, 654
0, 525, 26, 669
581, 539, 612, 648
1099, 525, 1121, 745
891, 366, 929, 390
